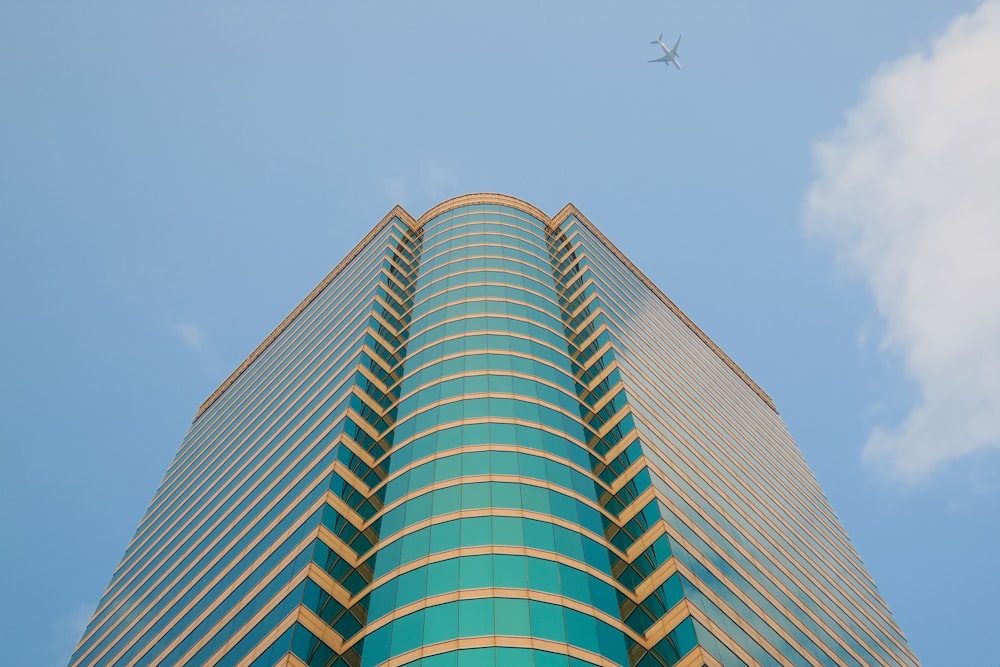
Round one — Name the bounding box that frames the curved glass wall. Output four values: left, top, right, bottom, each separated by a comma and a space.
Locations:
364, 205, 629, 667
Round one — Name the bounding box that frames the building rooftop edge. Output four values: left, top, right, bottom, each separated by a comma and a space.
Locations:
414, 193, 554, 229
193, 194, 775, 423
552, 203, 777, 414
193, 204, 415, 422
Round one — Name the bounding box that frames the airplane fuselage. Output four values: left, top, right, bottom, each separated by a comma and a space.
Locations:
649, 33, 682, 70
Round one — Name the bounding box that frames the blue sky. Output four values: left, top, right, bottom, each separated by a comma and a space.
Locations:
2, 2, 998, 665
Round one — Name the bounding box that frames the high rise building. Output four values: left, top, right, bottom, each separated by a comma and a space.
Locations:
70, 194, 918, 667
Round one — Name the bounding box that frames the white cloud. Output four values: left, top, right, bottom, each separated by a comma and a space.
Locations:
173, 322, 205, 350
805, 0, 1000, 483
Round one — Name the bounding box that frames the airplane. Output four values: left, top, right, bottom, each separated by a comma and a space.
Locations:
649, 33, 682, 70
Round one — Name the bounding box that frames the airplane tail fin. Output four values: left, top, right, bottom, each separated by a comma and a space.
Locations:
650, 33, 662, 44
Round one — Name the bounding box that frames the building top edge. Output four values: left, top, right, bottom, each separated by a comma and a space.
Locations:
193, 194, 776, 423
413, 193, 554, 229
554, 203, 778, 414
192, 205, 410, 422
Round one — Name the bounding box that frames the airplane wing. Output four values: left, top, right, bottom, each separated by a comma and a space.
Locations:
672, 35, 681, 52
648, 55, 669, 63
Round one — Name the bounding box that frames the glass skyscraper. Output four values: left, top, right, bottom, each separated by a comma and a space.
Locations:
69, 194, 918, 667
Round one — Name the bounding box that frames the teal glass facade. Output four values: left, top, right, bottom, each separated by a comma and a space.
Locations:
70, 195, 918, 667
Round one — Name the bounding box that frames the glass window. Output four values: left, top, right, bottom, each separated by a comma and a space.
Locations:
422, 602, 458, 645
399, 526, 430, 565
396, 568, 427, 606
494, 598, 530, 637
461, 482, 490, 510
426, 557, 459, 596
422, 651, 458, 667
529, 601, 566, 642
527, 557, 559, 594
459, 555, 493, 589
458, 598, 494, 637
491, 451, 519, 475
390, 609, 424, 655
461, 517, 492, 546
524, 519, 556, 552
564, 608, 600, 654
491, 482, 522, 509
554, 527, 584, 561
520, 484, 552, 514
434, 454, 463, 481
431, 485, 461, 515
403, 493, 433, 527
492, 516, 525, 546
492, 554, 528, 589
535, 650, 571, 667
457, 647, 495, 667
